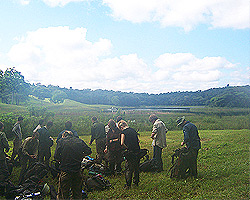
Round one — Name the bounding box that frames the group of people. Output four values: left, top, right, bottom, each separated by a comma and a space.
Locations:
0, 114, 201, 199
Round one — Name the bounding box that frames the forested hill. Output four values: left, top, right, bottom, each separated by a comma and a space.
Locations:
30, 84, 250, 107
1, 68, 250, 107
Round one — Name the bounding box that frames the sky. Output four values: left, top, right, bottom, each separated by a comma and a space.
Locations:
0, 0, 249, 94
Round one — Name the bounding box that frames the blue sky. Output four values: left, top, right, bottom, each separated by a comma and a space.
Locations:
0, 0, 249, 93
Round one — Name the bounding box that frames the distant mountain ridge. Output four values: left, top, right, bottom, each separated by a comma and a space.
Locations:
30, 84, 250, 108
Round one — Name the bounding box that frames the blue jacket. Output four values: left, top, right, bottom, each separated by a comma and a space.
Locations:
183, 121, 201, 150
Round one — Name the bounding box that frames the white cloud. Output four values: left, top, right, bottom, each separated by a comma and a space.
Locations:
15, 0, 31, 5
16, 0, 249, 30
153, 53, 239, 91
7, 26, 244, 93
42, 0, 89, 7
103, 0, 250, 31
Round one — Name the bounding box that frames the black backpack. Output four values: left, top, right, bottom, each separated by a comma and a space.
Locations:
22, 162, 48, 184
139, 158, 159, 172
169, 147, 189, 178
85, 174, 112, 191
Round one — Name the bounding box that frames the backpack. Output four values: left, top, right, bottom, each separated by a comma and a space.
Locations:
22, 162, 48, 185
139, 158, 159, 172
169, 147, 189, 178
85, 174, 112, 191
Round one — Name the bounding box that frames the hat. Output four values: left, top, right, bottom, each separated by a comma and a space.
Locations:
176, 116, 185, 126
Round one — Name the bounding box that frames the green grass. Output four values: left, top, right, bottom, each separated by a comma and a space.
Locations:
5, 129, 249, 199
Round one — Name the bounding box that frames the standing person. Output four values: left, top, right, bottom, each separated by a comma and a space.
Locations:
118, 120, 140, 189
55, 131, 92, 200
104, 119, 123, 175
18, 132, 39, 184
56, 121, 78, 143
89, 117, 107, 165
176, 116, 201, 178
0, 122, 10, 181
149, 114, 168, 172
33, 119, 44, 134
37, 121, 53, 167
11, 116, 23, 162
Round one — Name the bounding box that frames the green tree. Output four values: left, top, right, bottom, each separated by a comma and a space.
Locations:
0, 68, 30, 104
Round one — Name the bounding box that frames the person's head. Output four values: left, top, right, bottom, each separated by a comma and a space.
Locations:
46, 121, 53, 129
176, 116, 186, 127
108, 119, 117, 130
39, 119, 44, 125
149, 114, 158, 123
91, 116, 97, 122
18, 116, 24, 122
117, 120, 129, 130
0, 121, 4, 130
65, 121, 72, 129
62, 130, 73, 138
116, 116, 122, 123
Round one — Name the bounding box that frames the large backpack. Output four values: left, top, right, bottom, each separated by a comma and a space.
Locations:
169, 147, 189, 178
22, 162, 48, 185
139, 158, 159, 172
85, 174, 112, 191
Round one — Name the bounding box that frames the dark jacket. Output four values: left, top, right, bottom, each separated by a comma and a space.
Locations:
106, 128, 122, 152
54, 135, 91, 173
90, 121, 106, 144
183, 121, 201, 150
122, 127, 140, 153
38, 126, 52, 150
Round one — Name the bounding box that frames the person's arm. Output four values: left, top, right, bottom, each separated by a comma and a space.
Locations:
12, 123, 19, 137
120, 133, 128, 149
21, 139, 29, 156
181, 127, 190, 146
151, 122, 158, 139
1, 132, 10, 152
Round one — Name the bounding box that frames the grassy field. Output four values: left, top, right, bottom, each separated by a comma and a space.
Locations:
1, 99, 249, 199
6, 129, 249, 199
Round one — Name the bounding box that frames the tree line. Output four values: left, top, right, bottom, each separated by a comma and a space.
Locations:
1, 68, 250, 108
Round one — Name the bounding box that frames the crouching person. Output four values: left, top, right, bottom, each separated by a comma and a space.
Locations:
54, 131, 92, 200
18, 132, 39, 184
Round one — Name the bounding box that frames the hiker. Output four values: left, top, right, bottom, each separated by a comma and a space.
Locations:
176, 116, 201, 178
118, 120, 140, 189
104, 119, 123, 175
18, 132, 39, 184
33, 119, 44, 134
56, 121, 78, 143
37, 121, 53, 167
11, 116, 23, 162
149, 114, 168, 172
89, 116, 107, 165
54, 131, 92, 199
0, 121, 10, 182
